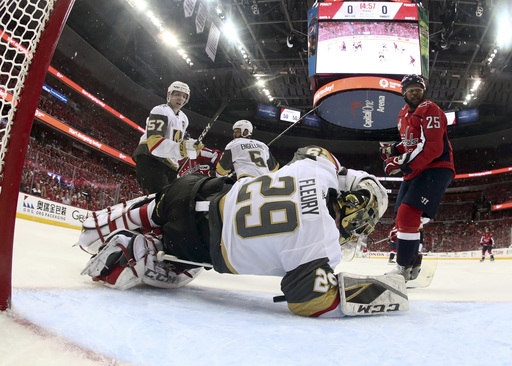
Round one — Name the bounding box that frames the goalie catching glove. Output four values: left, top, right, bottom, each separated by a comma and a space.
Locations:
81, 229, 202, 290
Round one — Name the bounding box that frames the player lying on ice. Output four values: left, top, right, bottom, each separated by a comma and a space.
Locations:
76, 146, 409, 317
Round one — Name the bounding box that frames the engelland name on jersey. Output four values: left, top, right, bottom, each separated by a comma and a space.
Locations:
239, 142, 265, 150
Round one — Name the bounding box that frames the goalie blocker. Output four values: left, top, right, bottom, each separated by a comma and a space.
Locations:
338, 272, 409, 316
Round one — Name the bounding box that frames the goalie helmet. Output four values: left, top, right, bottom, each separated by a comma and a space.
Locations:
167, 81, 190, 104
401, 74, 425, 94
336, 189, 379, 246
290, 146, 342, 174
233, 120, 253, 137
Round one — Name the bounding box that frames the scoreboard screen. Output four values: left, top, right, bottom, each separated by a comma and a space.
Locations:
316, 20, 421, 75
309, 1, 427, 78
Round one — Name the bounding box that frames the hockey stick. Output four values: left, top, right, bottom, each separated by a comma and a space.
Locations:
179, 71, 233, 171
156, 251, 214, 268
373, 236, 393, 245
267, 102, 322, 146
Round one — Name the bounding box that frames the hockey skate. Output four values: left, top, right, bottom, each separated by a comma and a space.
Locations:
410, 253, 423, 281
490, 255, 495, 262
480, 257, 485, 262
385, 264, 412, 281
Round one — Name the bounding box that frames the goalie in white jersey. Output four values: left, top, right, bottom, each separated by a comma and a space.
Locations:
215, 120, 279, 179
78, 146, 409, 318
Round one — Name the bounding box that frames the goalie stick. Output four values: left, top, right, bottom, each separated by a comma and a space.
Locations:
406, 258, 438, 288
156, 251, 213, 268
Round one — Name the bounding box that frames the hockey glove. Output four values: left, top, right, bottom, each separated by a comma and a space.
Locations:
379, 142, 407, 160
384, 155, 409, 176
179, 139, 188, 158
379, 143, 395, 160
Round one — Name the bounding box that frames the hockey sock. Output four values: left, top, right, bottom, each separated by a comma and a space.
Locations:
396, 239, 420, 267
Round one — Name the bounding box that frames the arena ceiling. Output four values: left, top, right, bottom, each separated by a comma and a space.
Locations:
64, 0, 512, 141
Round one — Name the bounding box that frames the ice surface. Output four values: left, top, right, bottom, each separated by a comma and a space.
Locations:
1, 219, 511, 366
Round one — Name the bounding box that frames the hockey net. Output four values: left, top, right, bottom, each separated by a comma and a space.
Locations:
0, 0, 74, 311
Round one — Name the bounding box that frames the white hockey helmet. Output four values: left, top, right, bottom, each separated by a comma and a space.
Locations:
233, 120, 253, 137
167, 81, 190, 104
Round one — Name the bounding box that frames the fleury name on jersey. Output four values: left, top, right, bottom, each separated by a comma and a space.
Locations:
299, 178, 319, 215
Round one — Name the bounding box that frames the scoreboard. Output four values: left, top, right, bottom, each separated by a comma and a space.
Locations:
307, 0, 429, 130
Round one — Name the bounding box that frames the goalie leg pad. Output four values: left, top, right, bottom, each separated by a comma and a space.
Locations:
82, 230, 203, 290
81, 230, 144, 290
76, 195, 159, 252
337, 272, 409, 316
140, 234, 204, 289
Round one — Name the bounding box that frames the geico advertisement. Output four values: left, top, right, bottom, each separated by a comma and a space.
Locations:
17, 192, 90, 228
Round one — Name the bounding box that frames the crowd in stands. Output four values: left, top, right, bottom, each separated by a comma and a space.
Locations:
37, 87, 140, 155
369, 217, 512, 254
21, 128, 142, 211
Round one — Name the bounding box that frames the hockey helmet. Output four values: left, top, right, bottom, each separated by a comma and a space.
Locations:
233, 120, 253, 137
355, 178, 388, 219
336, 189, 379, 246
401, 74, 426, 94
167, 81, 190, 104
289, 146, 342, 174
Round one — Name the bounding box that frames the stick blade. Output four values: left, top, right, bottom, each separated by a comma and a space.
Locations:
406, 258, 438, 289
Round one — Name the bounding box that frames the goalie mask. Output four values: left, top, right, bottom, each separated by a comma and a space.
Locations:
335, 189, 379, 246
167, 81, 190, 104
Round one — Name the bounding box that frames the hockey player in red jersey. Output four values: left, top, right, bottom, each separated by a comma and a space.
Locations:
380, 74, 455, 281
76, 146, 410, 318
479, 227, 495, 262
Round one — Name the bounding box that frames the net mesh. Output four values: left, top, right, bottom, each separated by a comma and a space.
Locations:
0, 0, 55, 188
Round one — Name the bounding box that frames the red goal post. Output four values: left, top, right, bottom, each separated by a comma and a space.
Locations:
0, 0, 75, 311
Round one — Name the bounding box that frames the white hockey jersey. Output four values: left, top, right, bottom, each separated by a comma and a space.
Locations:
218, 155, 341, 276
216, 138, 279, 179
134, 104, 189, 169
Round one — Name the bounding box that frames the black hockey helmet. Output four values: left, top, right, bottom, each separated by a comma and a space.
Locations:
401, 74, 426, 94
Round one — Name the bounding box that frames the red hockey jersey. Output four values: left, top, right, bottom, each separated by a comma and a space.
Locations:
397, 99, 455, 181
480, 233, 495, 246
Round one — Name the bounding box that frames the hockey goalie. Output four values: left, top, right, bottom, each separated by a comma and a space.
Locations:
77, 146, 409, 317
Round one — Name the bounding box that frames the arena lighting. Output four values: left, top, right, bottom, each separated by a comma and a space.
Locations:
125, 0, 194, 66
131, 0, 147, 11
159, 31, 179, 47
463, 79, 483, 105
223, 20, 240, 43
496, 8, 512, 48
